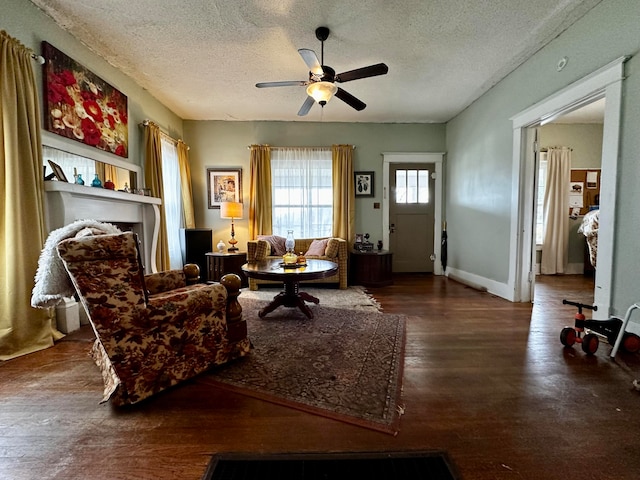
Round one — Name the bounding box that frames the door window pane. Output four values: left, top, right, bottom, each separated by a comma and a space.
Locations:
395, 169, 430, 204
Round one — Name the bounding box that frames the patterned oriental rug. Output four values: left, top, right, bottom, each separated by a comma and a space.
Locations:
201, 287, 406, 435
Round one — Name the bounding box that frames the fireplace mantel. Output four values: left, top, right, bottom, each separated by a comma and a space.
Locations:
44, 181, 162, 273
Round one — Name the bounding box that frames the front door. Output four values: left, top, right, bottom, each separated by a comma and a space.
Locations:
389, 163, 435, 272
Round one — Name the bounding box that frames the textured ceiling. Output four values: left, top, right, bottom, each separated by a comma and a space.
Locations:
29, 0, 602, 123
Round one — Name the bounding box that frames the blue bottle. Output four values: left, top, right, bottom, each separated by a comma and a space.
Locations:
75, 173, 84, 185
91, 174, 102, 188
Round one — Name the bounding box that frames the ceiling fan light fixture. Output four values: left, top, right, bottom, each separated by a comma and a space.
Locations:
306, 81, 337, 104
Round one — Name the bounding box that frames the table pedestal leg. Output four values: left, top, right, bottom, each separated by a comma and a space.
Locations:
258, 281, 320, 319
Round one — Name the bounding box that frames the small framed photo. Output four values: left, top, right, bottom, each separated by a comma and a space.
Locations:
47, 160, 68, 182
355, 233, 363, 244
355, 171, 374, 197
207, 168, 242, 209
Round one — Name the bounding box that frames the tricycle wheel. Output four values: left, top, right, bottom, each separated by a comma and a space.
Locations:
582, 333, 599, 355
560, 327, 576, 347
622, 333, 640, 353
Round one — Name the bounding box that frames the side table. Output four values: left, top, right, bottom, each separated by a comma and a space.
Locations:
206, 251, 248, 287
350, 250, 393, 287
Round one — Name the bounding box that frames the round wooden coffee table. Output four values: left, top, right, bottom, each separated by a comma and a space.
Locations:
242, 259, 338, 319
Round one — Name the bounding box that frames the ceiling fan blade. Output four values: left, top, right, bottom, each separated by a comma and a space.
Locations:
335, 63, 389, 83
335, 88, 366, 111
297, 96, 315, 116
256, 81, 307, 88
298, 48, 323, 75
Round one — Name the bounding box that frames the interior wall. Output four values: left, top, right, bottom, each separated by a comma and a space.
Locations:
4, 0, 184, 172
445, 0, 640, 319
183, 121, 446, 248
538, 123, 604, 272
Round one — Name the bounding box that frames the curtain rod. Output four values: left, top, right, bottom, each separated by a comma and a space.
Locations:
141, 119, 189, 149
30, 53, 45, 64
246, 145, 356, 150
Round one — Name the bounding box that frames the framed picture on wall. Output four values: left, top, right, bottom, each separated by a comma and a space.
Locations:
354, 171, 374, 197
207, 168, 242, 209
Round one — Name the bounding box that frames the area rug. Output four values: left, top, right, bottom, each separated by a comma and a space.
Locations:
239, 285, 383, 312
202, 451, 459, 480
201, 291, 406, 435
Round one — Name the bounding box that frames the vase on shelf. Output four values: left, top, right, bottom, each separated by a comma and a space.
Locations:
75, 173, 84, 185
104, 179, 115, 190
217, 240, 225, 253
91, 174, 102, 188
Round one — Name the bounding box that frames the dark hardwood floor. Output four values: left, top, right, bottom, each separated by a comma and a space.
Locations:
2, 274, 639, 479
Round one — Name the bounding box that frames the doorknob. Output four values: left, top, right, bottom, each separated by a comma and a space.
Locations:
390, 223, 395, 233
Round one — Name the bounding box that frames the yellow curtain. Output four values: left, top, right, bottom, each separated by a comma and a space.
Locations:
177, 140, 195, 228
143, 122, 170, 271
248, 145, 272, 238
332, 144, 355, 247
94, 162, 116, 186
0, 31, 55, 360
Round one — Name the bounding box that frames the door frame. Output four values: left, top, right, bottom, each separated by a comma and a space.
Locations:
509, 56, 627, 319
382, 152, 445, 275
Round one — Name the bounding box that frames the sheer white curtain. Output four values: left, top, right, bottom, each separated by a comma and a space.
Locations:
160, 136, 184, 269
541, 147, 571, 274
43, 146, 94, 184
271, 147, 332, 238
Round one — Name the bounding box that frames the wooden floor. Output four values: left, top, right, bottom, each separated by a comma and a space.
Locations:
2, 274, 639, 479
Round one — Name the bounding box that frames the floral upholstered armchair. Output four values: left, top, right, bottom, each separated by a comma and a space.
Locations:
56, 232, 251, 406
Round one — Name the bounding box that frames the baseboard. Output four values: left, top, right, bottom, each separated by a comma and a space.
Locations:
445, 267, 512, 301
535, 262, 584, 275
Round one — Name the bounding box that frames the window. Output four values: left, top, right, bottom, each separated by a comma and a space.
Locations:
536, 155, 548, 245
160, 136, 184, 269
271, 148, 333, 238
395, 169, 429, 203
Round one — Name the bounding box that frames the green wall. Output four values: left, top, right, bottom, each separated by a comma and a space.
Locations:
183, 121, 446, 248
446, 0, 640, 317
4, 0, 184, 172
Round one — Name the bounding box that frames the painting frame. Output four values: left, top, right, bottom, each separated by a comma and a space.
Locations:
47, 160, 68, 182
207, 168, 242, 209
354, 171, 375, 197
41, 41, 129, 158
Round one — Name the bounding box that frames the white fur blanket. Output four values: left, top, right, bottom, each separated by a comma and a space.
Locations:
31, 220, 122, 308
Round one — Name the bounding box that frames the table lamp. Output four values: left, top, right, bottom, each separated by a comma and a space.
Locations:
220, 201, 243, 252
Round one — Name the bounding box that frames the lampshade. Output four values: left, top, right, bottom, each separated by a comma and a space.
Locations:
306, 81, 337, 104
220, 201, 243, 219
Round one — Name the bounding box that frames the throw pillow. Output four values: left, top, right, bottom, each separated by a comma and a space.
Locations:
257, 235, 287, 256
325, 238, 340, 258
305, 238, 329, 256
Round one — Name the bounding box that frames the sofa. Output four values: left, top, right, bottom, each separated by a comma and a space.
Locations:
56, 232, 251, 406
247, 236, 348, 290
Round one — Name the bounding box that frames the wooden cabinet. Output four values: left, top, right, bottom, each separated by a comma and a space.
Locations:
206, 252, 248, 287
349, 250, 393, 287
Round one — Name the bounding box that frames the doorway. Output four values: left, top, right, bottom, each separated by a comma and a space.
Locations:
510, 57, 627, 320
382, 152, 444, 276
389, 163, 436, 272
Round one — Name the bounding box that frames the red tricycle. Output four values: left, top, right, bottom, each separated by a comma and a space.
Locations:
560, 299, 640, 355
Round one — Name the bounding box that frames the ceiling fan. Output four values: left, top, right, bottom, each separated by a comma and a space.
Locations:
255, 26, 389, 116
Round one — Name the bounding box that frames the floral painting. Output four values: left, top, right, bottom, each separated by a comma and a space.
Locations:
42, 42, 128, 158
